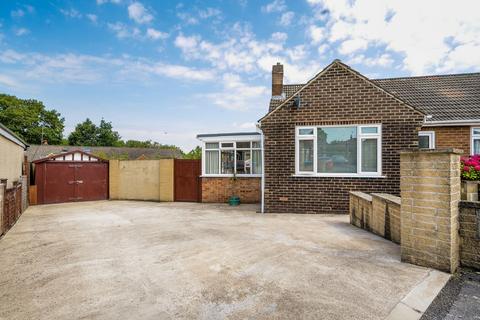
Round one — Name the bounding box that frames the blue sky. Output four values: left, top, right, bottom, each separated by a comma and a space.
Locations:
0, 0, 479, 150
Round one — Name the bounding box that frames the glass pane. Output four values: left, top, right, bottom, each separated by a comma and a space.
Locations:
236, 150, 251, 174
473, 128, 480, 135
205, 150, 219, 174
205, 142, 219, 149
299, 140, 314, 172
221, 142, 234, 148
299, 128, 314, 135
252, 141, 261, 148
252, 150, 262, 174
418, 135, 430, 149
236, 141, 250, 149
221, 150, 234, 174
361, 138, 378, 172
317, 127, 357, 173
474, 138, 480, 155
361, 127, 378, 134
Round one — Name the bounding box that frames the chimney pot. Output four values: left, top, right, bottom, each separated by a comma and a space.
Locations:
272, 63, 284, 97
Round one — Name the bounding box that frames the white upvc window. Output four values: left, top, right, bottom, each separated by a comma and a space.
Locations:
472, 127, 480, 155
202, 140, 262, 177
418, 131, 435, 149
295, 124, 382, 177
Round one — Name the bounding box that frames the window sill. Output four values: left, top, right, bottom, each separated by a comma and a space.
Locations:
292, 174, 386, 178
201, 174, 262, 178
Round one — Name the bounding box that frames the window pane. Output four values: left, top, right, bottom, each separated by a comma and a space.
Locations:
221, 142, 234, 148
299, 140, 314, 172
418, 135, 430, 149
361, 138, 378, 172
473, 128, 480, 135
252, 141, 261, 148
317, 127, 357, 173
474, 138, 480, 155
236, 141, 250, 149
205, 142, 219, 149
361, 127, 378, 134
252, 150, 262, 174
236, 150, 251, 174
205, 150, 219, 174
221, 150, 234, 174
299, 128, 314, 135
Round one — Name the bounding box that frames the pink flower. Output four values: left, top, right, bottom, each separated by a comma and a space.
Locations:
475, 165, 480, 171
463, 166, 471, 172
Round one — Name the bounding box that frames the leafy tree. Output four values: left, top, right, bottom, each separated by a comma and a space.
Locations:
0, 93, 64, 144
68, 118, 122, 146
184, 146, 202, 159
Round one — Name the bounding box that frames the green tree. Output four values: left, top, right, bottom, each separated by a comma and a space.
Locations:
68, 118, 98, 146
184, 146, 202, 159
0, 93, 64, 144
97, 119, 122, 146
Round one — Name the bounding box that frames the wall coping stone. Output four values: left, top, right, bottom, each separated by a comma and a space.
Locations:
459, 200, 480, 209
349, 191, 372, 202
371, 193, 401, 206
400, 148, 464, 155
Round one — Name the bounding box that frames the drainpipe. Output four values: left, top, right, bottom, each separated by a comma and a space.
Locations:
256, 123, 265, 214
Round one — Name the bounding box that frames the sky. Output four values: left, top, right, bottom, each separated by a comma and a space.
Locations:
0, 0, 479, 151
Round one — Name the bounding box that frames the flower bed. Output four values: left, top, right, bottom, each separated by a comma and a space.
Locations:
461, 155, 480, 181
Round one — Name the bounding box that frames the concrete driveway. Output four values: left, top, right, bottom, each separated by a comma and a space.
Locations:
0, 201, 445, 320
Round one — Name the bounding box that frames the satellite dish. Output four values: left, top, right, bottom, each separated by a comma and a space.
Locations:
293, 95, 301, 109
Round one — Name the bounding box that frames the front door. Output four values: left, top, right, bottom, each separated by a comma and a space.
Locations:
174, 159, 201, 202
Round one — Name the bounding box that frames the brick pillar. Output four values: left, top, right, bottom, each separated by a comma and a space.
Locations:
400, 149, 462, 273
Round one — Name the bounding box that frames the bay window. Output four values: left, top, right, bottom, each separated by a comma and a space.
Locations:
473, 128, 480, 155
296, 124, 382, 177
202, 140, 262, 176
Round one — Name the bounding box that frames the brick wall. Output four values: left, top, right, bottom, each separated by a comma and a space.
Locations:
459, 201, 480, 270
349, 191, 401, 244
420, 126, 471, 154
400, 149, 461, 273
261, 62, 425, 214
201, 177, 260, 203
0, 183, 4, 236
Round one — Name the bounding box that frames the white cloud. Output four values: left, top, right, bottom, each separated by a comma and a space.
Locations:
96, 0, 121, 5
308, 0, 480, 74
108, 22, 141, 39
60, 8, 82, 19
11, 9, 25, 18
128, 2, 153, 24
262, 0, 287, 13
14, 28, 30, 36
86, 14, 98, 24
198, 8, 221, 19
0, 74, 19, 88
271, 32, 288, 43
233, 122, 256, 129
146, 28, 168, 40
279, 11, 294, 26
308, 25, 325, 44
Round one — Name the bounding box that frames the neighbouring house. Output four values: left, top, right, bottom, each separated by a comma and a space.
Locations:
0, 123, 28, 188
27, 144, 184, 162
198, 59, 480, 213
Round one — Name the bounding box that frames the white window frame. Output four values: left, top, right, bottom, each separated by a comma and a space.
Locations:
295, 124, 382, 178
418, 131, 435, 149
472, 127, 480, 155
201, 137, 262, 177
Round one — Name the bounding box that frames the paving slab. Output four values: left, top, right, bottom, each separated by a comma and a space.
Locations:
0, 201, 445, 320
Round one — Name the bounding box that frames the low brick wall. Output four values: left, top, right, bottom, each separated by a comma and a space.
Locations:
0, 183, 4, 236
459, 201, 480, 269
349, 191, 401, 244
202, 177, 261, 203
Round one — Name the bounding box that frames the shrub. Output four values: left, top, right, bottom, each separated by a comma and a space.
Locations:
460, 155, 480, 181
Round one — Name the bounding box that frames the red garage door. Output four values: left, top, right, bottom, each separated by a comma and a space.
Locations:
34, 151, 108, 204
174, 159, 201, 202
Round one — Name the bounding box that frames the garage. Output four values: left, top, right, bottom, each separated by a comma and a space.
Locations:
33, 150, 108, 204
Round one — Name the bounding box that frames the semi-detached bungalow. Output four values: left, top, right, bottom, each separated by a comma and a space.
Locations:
197, 59, 480, 213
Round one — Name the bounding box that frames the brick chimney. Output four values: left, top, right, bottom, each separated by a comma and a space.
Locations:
272, 62, 284, 97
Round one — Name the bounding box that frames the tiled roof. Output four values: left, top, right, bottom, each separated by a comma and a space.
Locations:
372, 73, 480, 122
267, 73, 480, 123
27, 145, 184, 162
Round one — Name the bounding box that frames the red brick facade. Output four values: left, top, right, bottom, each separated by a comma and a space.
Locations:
420, 126, 472, 155
201, 177, 261, 203
260, 62, 425, 214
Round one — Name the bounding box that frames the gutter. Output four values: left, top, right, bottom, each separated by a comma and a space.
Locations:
423, 119, 480, 127
256, 122, 265, 214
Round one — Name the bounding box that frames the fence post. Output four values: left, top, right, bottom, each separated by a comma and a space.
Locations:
0, 183, 5, 236
400, 149, 462, 273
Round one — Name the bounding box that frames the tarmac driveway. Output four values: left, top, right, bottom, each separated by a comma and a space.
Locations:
0, 201, 442, 320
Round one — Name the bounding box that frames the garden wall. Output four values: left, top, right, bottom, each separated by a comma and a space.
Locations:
459, 201, 480, 270
109, 159, 174, 202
